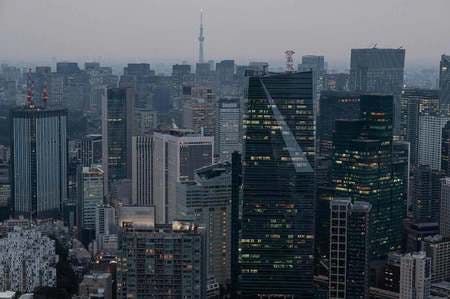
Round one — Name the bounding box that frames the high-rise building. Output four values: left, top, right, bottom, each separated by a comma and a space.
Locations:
411, 165, 442, 223
152, 129, 213, 224
332, 95, 404, 260
329, 199, 371, 299
216, 97, 241, 161
134, 108, 157, 136
403, 89, 440, 167
298, 55, 326, 111
239, 71, 315, 297
418, 114, 449, 170
171, 64, 192, 97
383, 252, 402, 293
440, 55, 450, 110
95, 204, 116, 252
78, 166, 104, 238
318, 91, 361, 156
399, 252, 431, 299
176, 162, 232, 287
182, 86, 216, 137
349, 48, 405, 134
80, 134, 102, 167
10, 106, 67, 219
102, 88, 135, 192
0, 227, 57, 293
131, 136, 152, 206
117, 220, 207, 298
423, 235, 450, 283
440, 178, 450, 238
441, 121, 450, 176
393, 141, 410, 216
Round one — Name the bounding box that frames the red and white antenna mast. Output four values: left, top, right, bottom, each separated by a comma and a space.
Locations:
26, 68, 34, 106
285, 50, 295, 72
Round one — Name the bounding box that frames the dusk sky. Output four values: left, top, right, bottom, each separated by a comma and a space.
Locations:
0, 0, 449, 68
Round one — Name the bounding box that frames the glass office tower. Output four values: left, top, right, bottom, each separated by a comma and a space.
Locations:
239, 71, 315, 297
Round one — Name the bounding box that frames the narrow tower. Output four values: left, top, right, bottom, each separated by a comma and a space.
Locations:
198, 10, 205, 63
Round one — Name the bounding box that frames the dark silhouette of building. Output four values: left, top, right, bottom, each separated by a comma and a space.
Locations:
239, 71, 315, 297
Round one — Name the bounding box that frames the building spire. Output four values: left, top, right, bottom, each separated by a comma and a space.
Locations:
198, 10, 205, 63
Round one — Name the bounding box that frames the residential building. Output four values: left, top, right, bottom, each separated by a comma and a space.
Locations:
116, 220, 207, 298
0, 227, 58, 293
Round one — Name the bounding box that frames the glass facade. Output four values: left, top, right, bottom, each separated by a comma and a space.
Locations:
239, 71, 315, 297
10, 107, 67, 219
332, 95, 404, 260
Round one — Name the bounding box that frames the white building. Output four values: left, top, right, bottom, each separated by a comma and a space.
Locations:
0, 227, 58, 292
441, 178, 450, 238
131, 136, 152, 206
423, 235, 450, 283
95, 204, 116, 252
418, 115, 449, 170
400, 252, 431, 299
152, 130, 213, 224
216, 98, 241, 161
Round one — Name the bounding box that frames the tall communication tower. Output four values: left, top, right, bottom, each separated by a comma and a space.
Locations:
285, 50, 295, 72
198, 10, 205, 63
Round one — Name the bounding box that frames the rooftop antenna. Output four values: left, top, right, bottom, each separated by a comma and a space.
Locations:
26, 68, 34, 107
285, 50, 295, 72
42, 83, 49, 106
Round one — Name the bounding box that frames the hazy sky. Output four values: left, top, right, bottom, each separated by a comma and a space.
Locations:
0, 0, 449, 68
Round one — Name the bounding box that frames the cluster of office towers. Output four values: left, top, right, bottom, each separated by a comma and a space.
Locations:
3, 49, 450, 298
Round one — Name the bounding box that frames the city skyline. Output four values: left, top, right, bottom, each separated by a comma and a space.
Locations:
0, 0, 449, 67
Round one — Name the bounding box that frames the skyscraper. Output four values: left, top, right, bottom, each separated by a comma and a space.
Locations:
332, 95, 404, 260
318, 91, 361, 156
440, 178, 450, 238
399, 252, 431, 299
329, 199, 371, 299
239, 71, 315, 297
441, 121, 450, 176
176, 162, 232, 287
440, 55, 450, 110
216, 97, 241, 161
131, 136, 152, 206
78, 166, 104, 244
102, 88, 135, 192
152, 129, 213, 224
423, 235, 450, 283
80, 134, 102, 167
411, 165, 442, 223
349, 48, 405, 134
10, 106, 67, 219
418, 114, 449, 170
401, 88, 439, 150
298, 55, 326, 112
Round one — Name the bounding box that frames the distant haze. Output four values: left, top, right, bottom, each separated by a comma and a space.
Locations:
0, 0, 449, 68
